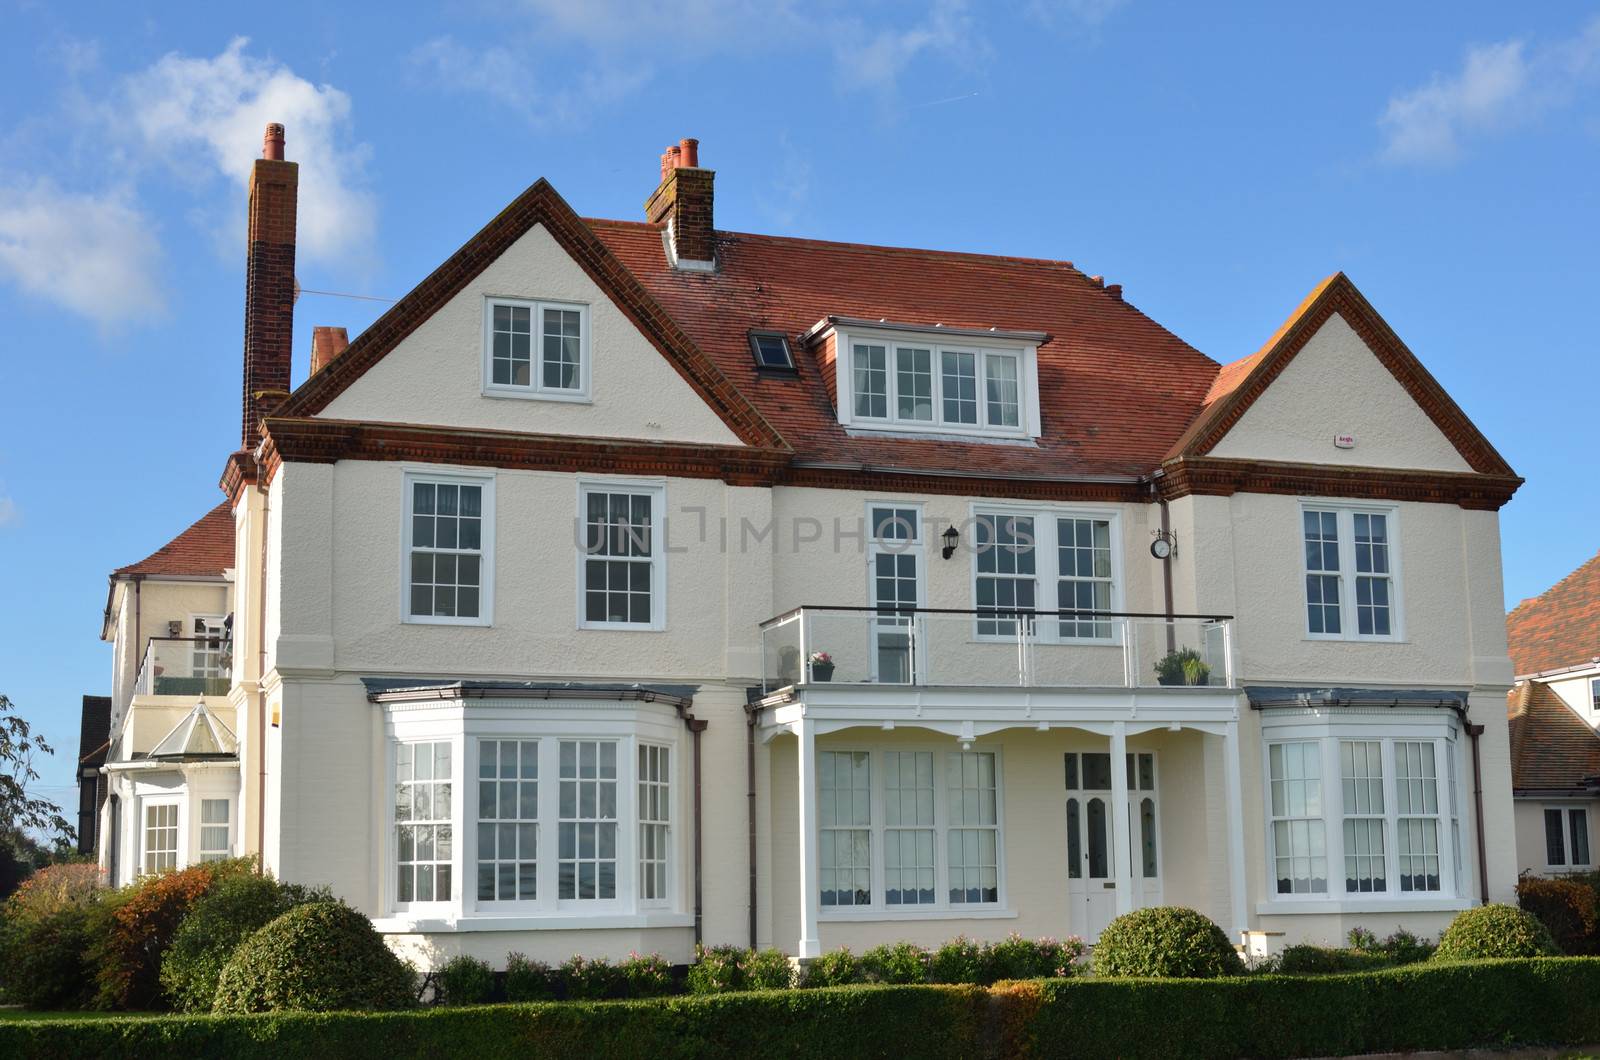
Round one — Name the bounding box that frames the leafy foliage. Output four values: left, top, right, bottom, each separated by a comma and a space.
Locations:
559, 955, 623, 1000
802, 947, 863, 987
1091, 906, 1243, 979
212, 902, 416, 1013
687, 944, 793, 993
984, 934, 1086, 981
1433, 903, 1558, 961
160, 871, 329, 1012
0, 695, 73, 849
89, 865, 219, 1010
1278, 944, 1394, 975
620, 953, 675, 998
436, 955, 497, 1005
861, 941, 929, 984
1517, 874, 1600, 955
0, 862, 106, 1008
928, 936, 988, 984
504, 953, 558, 1002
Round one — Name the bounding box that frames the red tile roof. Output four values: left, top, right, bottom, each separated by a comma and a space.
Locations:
587, 220, 1222, 479
1506, 550, 1600, 677
1507, 681, 1600, 793
113, 503, 235, 579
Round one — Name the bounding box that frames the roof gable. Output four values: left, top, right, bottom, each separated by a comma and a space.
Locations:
1168, 273, 1515, 477
1507, 549, 1600, 676
274, 180, 784, 451
1507, 681, 1600, 792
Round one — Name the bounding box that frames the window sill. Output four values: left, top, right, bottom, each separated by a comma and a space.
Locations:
1255, 897, 1471, 916
481, 387, 593, 405
819, 907, 1018, 923
373, 911, 695, 933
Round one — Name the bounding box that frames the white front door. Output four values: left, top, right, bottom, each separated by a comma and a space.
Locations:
1065, 751, 1163, 940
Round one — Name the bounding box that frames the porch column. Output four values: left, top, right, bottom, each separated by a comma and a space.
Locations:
1110, 721, 1134, 916
794, 718, 821, 958
1221, 720, 1249, 938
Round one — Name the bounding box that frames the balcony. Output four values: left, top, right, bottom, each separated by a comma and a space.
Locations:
758, 607, 1234, 694
134, 636, 232, 698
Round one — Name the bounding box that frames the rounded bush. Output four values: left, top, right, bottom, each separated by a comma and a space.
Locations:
928, 936, 987, 984
1434, 904, 1559, 961
161, 873, 326, 1012
1517, 876, 1599, 955
212, 902, 416, 1013
437, 955, 497, 1005
1092, 906, 1243, 979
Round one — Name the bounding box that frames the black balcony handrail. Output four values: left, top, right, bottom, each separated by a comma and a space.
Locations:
759, 605, 1234, 629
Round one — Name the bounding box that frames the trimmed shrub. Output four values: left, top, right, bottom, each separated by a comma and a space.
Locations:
1362, 927, 1434, 964
1278, 944, 1393, 975
620, 953, 674, 998
1518, 874, 1600, 955
803, 947, 863, 987
986, 934, 1086, 980
861, 941, 929, 984
688, 944, 793, 993
1434, 903, 1558, 961
1092, 906, 1243, 979
89, 865, 217, 1009
0, 862, 104, 1009
560, 955, 623, 1000
437, 955, 497, 1006
212, 902, 416, 1013
160, 872, 328, 1012
505, 953, 558, 1002
929, 935, 988, 984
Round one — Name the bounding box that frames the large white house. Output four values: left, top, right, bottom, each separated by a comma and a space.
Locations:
90, 124, 1525, 966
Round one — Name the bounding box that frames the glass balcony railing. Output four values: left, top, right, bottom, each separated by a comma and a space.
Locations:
134, 637, 232, 698
758, 607, 1234, 694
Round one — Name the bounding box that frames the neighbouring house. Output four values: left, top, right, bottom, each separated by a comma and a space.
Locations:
1505, 550, 1600, 877
74, 695, 111, 856
84, 122, 1525, 967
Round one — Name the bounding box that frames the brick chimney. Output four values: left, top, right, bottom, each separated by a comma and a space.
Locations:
644, 137, 715, 269
242, 122, 298, 450
310, 326, 349, 375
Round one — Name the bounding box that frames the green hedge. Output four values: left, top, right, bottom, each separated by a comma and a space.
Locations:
4, 959, 1599, 1060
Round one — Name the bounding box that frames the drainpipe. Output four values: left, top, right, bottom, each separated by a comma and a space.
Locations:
1156, 493, 1176, 654
747, 707, 758, 949
1467, 722, 1489, 905
688, 716, 708, 947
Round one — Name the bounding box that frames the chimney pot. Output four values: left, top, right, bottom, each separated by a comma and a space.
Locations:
1105, 283, 1123, 300
263, 123, 285, 161
644, 137, 715, 268
679, 137, 699, 168
311, 326, 350, 375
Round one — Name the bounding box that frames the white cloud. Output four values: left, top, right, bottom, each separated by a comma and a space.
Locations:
0, 495, 17, 528
0, 178, 163, 328
122, 38, 376, 267
411, 36, 648, 126
835, 0, 976, 96
1380, 17, 1600, 165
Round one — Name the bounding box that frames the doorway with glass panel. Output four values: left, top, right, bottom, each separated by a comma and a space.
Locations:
868, 505, 925, 684
1064, 750, 1162, 940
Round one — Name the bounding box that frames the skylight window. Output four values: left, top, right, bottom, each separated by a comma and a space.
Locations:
748, 330, 795, 371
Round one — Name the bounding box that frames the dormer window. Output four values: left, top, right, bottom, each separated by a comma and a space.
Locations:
483, 297, 590, 401
814, 317, 1043, 440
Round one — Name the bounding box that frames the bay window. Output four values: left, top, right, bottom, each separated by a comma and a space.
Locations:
818, 746, 1007, 914
1264, 716, 1468, 907
396, 741, 454, 904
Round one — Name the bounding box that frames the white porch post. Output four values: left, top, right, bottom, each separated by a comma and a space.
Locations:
1110, 721, 1134, 916
794, 718, 821, 958
1221, 720, 1249, 939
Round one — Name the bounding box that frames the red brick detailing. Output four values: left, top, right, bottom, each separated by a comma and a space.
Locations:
1505, 549, 1600, 677
219, 450, 258, 507
310, 326, 349, 375
1156, 456, 1522, 511
274, 180, 785, 451
644, 165, 715, 265
242, 124, 298, 452
1169, 273, 1517, 478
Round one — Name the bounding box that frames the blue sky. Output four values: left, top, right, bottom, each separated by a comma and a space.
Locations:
2, 0, 1597, 811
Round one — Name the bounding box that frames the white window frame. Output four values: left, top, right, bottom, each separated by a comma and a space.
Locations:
866, 502, 927, 683
1544, 804, 1593, 871
576, 478, 667, 632
637, 742, 673, 909
401, 469, 496, 627
816, 743, 1011, 921
186, 614, 228, 678
197, 797, 232, 862
968, 504, 1126, 645
1299, 502, 1404, 643
140, 796, 182, 875
393, 738, 458, 913
482, 296, 592, 402
379, 704, 686, 929
1259, 711, 1469, 914
834, 325, 1042, 440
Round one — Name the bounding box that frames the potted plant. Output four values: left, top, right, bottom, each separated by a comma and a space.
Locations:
808, 650, 836, 682
1154, 647, 1211, 687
